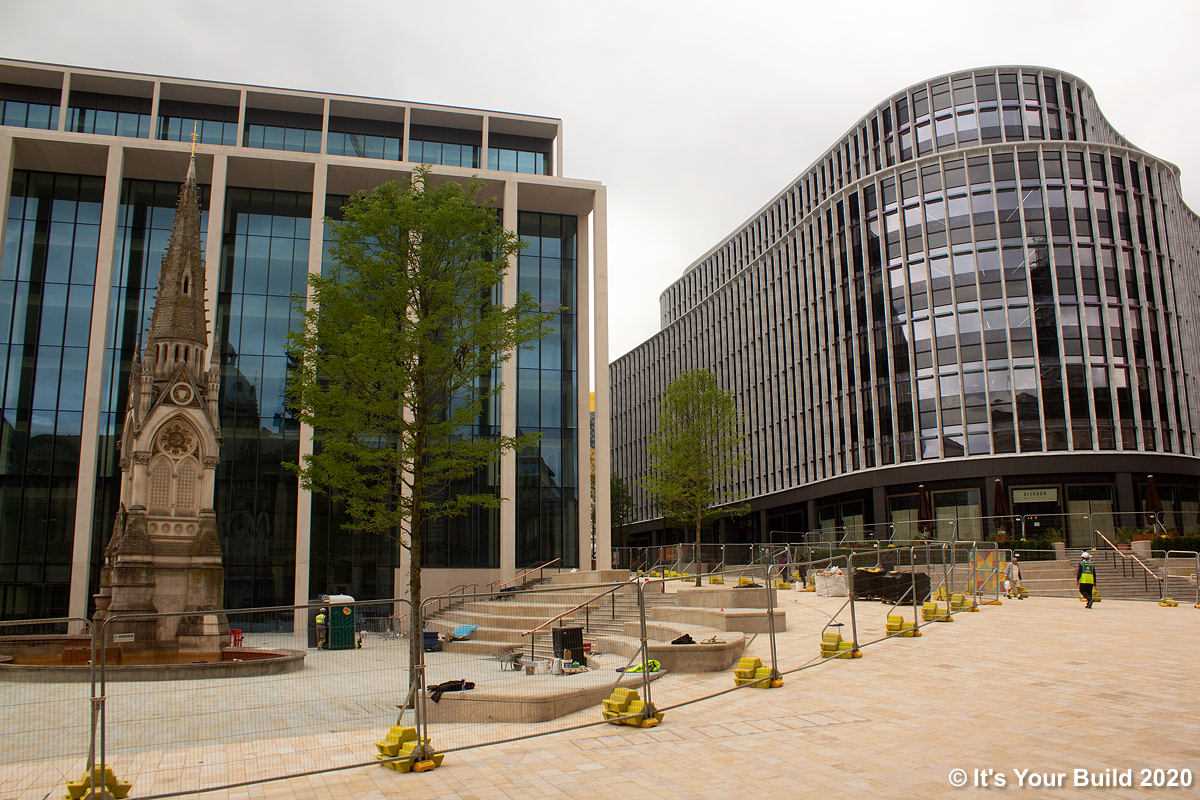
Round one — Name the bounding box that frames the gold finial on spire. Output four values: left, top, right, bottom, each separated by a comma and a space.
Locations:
190, 121, 198, 156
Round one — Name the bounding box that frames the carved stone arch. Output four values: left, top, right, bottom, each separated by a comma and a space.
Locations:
152, 415, 203, 462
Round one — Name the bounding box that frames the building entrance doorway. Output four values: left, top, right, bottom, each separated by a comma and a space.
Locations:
1066, 484, 1115, 548
1011, 486, 1061, 541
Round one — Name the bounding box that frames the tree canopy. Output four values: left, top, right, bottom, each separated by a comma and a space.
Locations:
287, 172, 548, 612
643, 369, 746, 582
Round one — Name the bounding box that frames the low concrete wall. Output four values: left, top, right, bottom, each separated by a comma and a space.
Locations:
673, 586, 776, 609
423, 670, 663, 723
648, 605, 787, 633
604, 621, 746, 672
646, 639, 744, 672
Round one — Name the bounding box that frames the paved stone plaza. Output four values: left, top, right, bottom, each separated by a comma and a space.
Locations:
4, 590, 1197, 799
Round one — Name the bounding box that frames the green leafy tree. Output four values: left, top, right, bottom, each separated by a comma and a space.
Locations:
610, 474, 635, 547
643, 369, 747, 585
287, 171, 548, 661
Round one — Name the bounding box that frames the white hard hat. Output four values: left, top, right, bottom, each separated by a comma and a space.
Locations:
1080, 551, 1091, 560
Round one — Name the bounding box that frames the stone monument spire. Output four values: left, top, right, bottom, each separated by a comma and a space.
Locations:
94, 150, 226, 655
144, 152, 209, 381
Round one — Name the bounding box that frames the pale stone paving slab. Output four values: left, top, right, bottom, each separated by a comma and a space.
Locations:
3, 593, 1198, 798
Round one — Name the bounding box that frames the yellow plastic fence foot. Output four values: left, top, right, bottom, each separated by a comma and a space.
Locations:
886, 615, 922, 638
64, 766, 132, 800
949, 593, 977, 612
921, 601, 954, 622
375, 725, 443, 774
820, 631, 862, 659
601, 687, 665, 726
1159, 597, 1179, 607
732, 657, 783, 688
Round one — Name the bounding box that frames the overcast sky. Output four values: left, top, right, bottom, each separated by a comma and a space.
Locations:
3, 0, 1198, 366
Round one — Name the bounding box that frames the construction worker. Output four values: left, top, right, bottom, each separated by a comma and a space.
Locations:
1005, 553, 1024, 599
315, 607, 328, 648
1076, 552, 1098, 609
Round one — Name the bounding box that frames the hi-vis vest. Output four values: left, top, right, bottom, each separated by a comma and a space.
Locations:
316, 613, 327, 625
1079, 562, 1096, 585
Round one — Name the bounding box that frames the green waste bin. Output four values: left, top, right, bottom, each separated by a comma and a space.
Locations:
322, 594, 356, 650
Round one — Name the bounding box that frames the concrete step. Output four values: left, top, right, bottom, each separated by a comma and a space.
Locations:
458, 598, 637, 616
440, 639, 517, 656
544, 570, 631, 585
439, 610, 573, 631
427, 620, 530, 644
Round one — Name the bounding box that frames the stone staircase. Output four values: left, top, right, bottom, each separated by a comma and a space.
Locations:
425, 570, 747, 670
426, 571, 680, 660
1065, 548, 1197, 602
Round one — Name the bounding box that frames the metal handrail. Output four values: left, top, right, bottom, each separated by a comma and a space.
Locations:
489, 558, 562, 594
431, 583, 477, 615
1094, 529, 1163, 598
520, 582, 626, 638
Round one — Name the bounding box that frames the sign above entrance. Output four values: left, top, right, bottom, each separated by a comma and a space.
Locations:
1013, 487, 1058, 503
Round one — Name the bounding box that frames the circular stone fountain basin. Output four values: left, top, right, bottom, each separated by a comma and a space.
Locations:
0, 636, 304, 682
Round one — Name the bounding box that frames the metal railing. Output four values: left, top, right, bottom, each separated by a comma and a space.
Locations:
493, 558, 561, 593
519, 582, 626, 660
1093, 528, 1164, 598
427, 582, 479, 615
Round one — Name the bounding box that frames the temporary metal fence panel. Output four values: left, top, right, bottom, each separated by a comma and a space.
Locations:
0, 617, 93, 799
416, 579, 651, 754
1163, 550, 1200, 606
92, 598, 411, 800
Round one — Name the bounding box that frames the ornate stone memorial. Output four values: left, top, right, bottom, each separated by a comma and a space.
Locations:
93, 151, 226, 655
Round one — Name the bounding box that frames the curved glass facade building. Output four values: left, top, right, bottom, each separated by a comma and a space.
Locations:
611, 66, 1200, 547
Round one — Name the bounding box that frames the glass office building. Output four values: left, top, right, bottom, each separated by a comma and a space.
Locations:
0, 59, 610, 620
611, 66, 1200, 549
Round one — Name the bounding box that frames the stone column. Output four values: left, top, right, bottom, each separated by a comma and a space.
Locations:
592, 188, 612, 569
873, 486, 887, 533
67, 143, 125, 622
401, 108, 411, 163
576, 212, 592, 568
57, 72, 70, 132
0, 133, 12, 252
499, 179, 518, 580
555, 122, 564, 178
1116, 472, 1136, 532
148, 81, 161, 132
292, 163, 326, 648
480, 115, 489, 168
